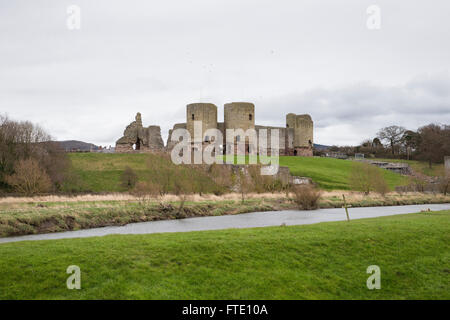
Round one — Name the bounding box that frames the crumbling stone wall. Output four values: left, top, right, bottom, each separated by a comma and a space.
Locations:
115, 112, 164, 152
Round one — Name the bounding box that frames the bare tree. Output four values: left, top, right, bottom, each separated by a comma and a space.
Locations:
5, 158, 52, 195
401, 130, 420, 160
377, 125, 406, 155
0, 114, 69, 191
173, 172, 193, 215
235, 169, 254, 204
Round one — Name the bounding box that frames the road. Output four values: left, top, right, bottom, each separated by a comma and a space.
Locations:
0, 203, 448, 244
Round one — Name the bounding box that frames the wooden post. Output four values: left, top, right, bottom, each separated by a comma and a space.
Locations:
342, 194, 350, 222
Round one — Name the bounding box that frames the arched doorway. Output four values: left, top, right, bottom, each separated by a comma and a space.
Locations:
294, 150, 297, 156
133, 138, 142, 151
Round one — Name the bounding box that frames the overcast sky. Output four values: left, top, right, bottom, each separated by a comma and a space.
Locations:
1, 0, 449, 146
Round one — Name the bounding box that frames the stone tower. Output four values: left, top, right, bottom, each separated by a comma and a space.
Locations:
224, 102, 255, 131
224, 102, 256, 154
186, 103, 218, 143
286, 113, 296, 129
293, 114, 313, 156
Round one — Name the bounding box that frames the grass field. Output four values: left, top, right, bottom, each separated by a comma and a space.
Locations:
279, 156, 409, 190
67, 153, 410, 192
0, 210, 448, 299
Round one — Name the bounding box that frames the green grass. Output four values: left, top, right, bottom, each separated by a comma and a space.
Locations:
0, 211, 448, 299
279, 156, 408, 190
66, 153, 221, 193
277, 156, 408, 190
67, 153, 410, 192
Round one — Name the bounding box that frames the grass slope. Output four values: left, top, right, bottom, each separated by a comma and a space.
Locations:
0, 210, 448, 299
67, 153, 409, 192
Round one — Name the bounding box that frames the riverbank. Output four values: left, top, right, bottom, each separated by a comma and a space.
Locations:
1, 191, 449, 238
1, 210, 449, 299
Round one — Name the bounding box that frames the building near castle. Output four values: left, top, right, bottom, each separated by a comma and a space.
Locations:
115, 102, 314, 156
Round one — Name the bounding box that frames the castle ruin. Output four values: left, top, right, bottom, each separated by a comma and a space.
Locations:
116, 102, 313, 156
115, 112, 164, 152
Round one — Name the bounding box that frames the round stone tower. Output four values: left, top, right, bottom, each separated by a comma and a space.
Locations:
186, 103, 218, 143
224, 102, 255, 131
286, 113, 296, 129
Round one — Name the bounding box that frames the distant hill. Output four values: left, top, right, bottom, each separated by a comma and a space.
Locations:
313, 143, 330, 151
57, 140, 99, 152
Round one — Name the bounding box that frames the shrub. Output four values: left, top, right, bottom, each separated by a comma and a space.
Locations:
349, 162, 389, 195
120, 166, 138, 189
291, 185, 322, 210
372, 172, 390, 196
5, 158, 52, 195
438, 176, 450, 195
132, 181, 161, 206
236, 169, 254, 204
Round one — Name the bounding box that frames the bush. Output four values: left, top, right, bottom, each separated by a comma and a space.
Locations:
291, 185, 322, 210
438, 176, 450, 195
349, 162, 389, 195
5, 158, 52, 195
120, 166, 138, 189
132, 181, 161, 205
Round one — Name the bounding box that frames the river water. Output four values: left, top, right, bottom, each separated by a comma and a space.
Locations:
1, 203, 449, 244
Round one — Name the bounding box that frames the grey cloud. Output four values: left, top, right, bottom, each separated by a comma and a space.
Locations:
1, 0, 450, 146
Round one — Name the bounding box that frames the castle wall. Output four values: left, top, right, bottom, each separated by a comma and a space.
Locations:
116, 103, 314, 158
146, 126, 165, 150
255, 125, 286, 155
166, 123, 187, 150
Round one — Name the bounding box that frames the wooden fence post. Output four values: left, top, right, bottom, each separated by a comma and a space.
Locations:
342, 194, 350, 222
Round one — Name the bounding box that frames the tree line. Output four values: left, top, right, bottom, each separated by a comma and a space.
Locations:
325, 123, 450, 167
0, 115, 70, 194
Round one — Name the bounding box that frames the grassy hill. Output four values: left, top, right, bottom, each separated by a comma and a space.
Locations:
66, 153, 410, 192
279, 156, 408, 190
0, 210, 448, 299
